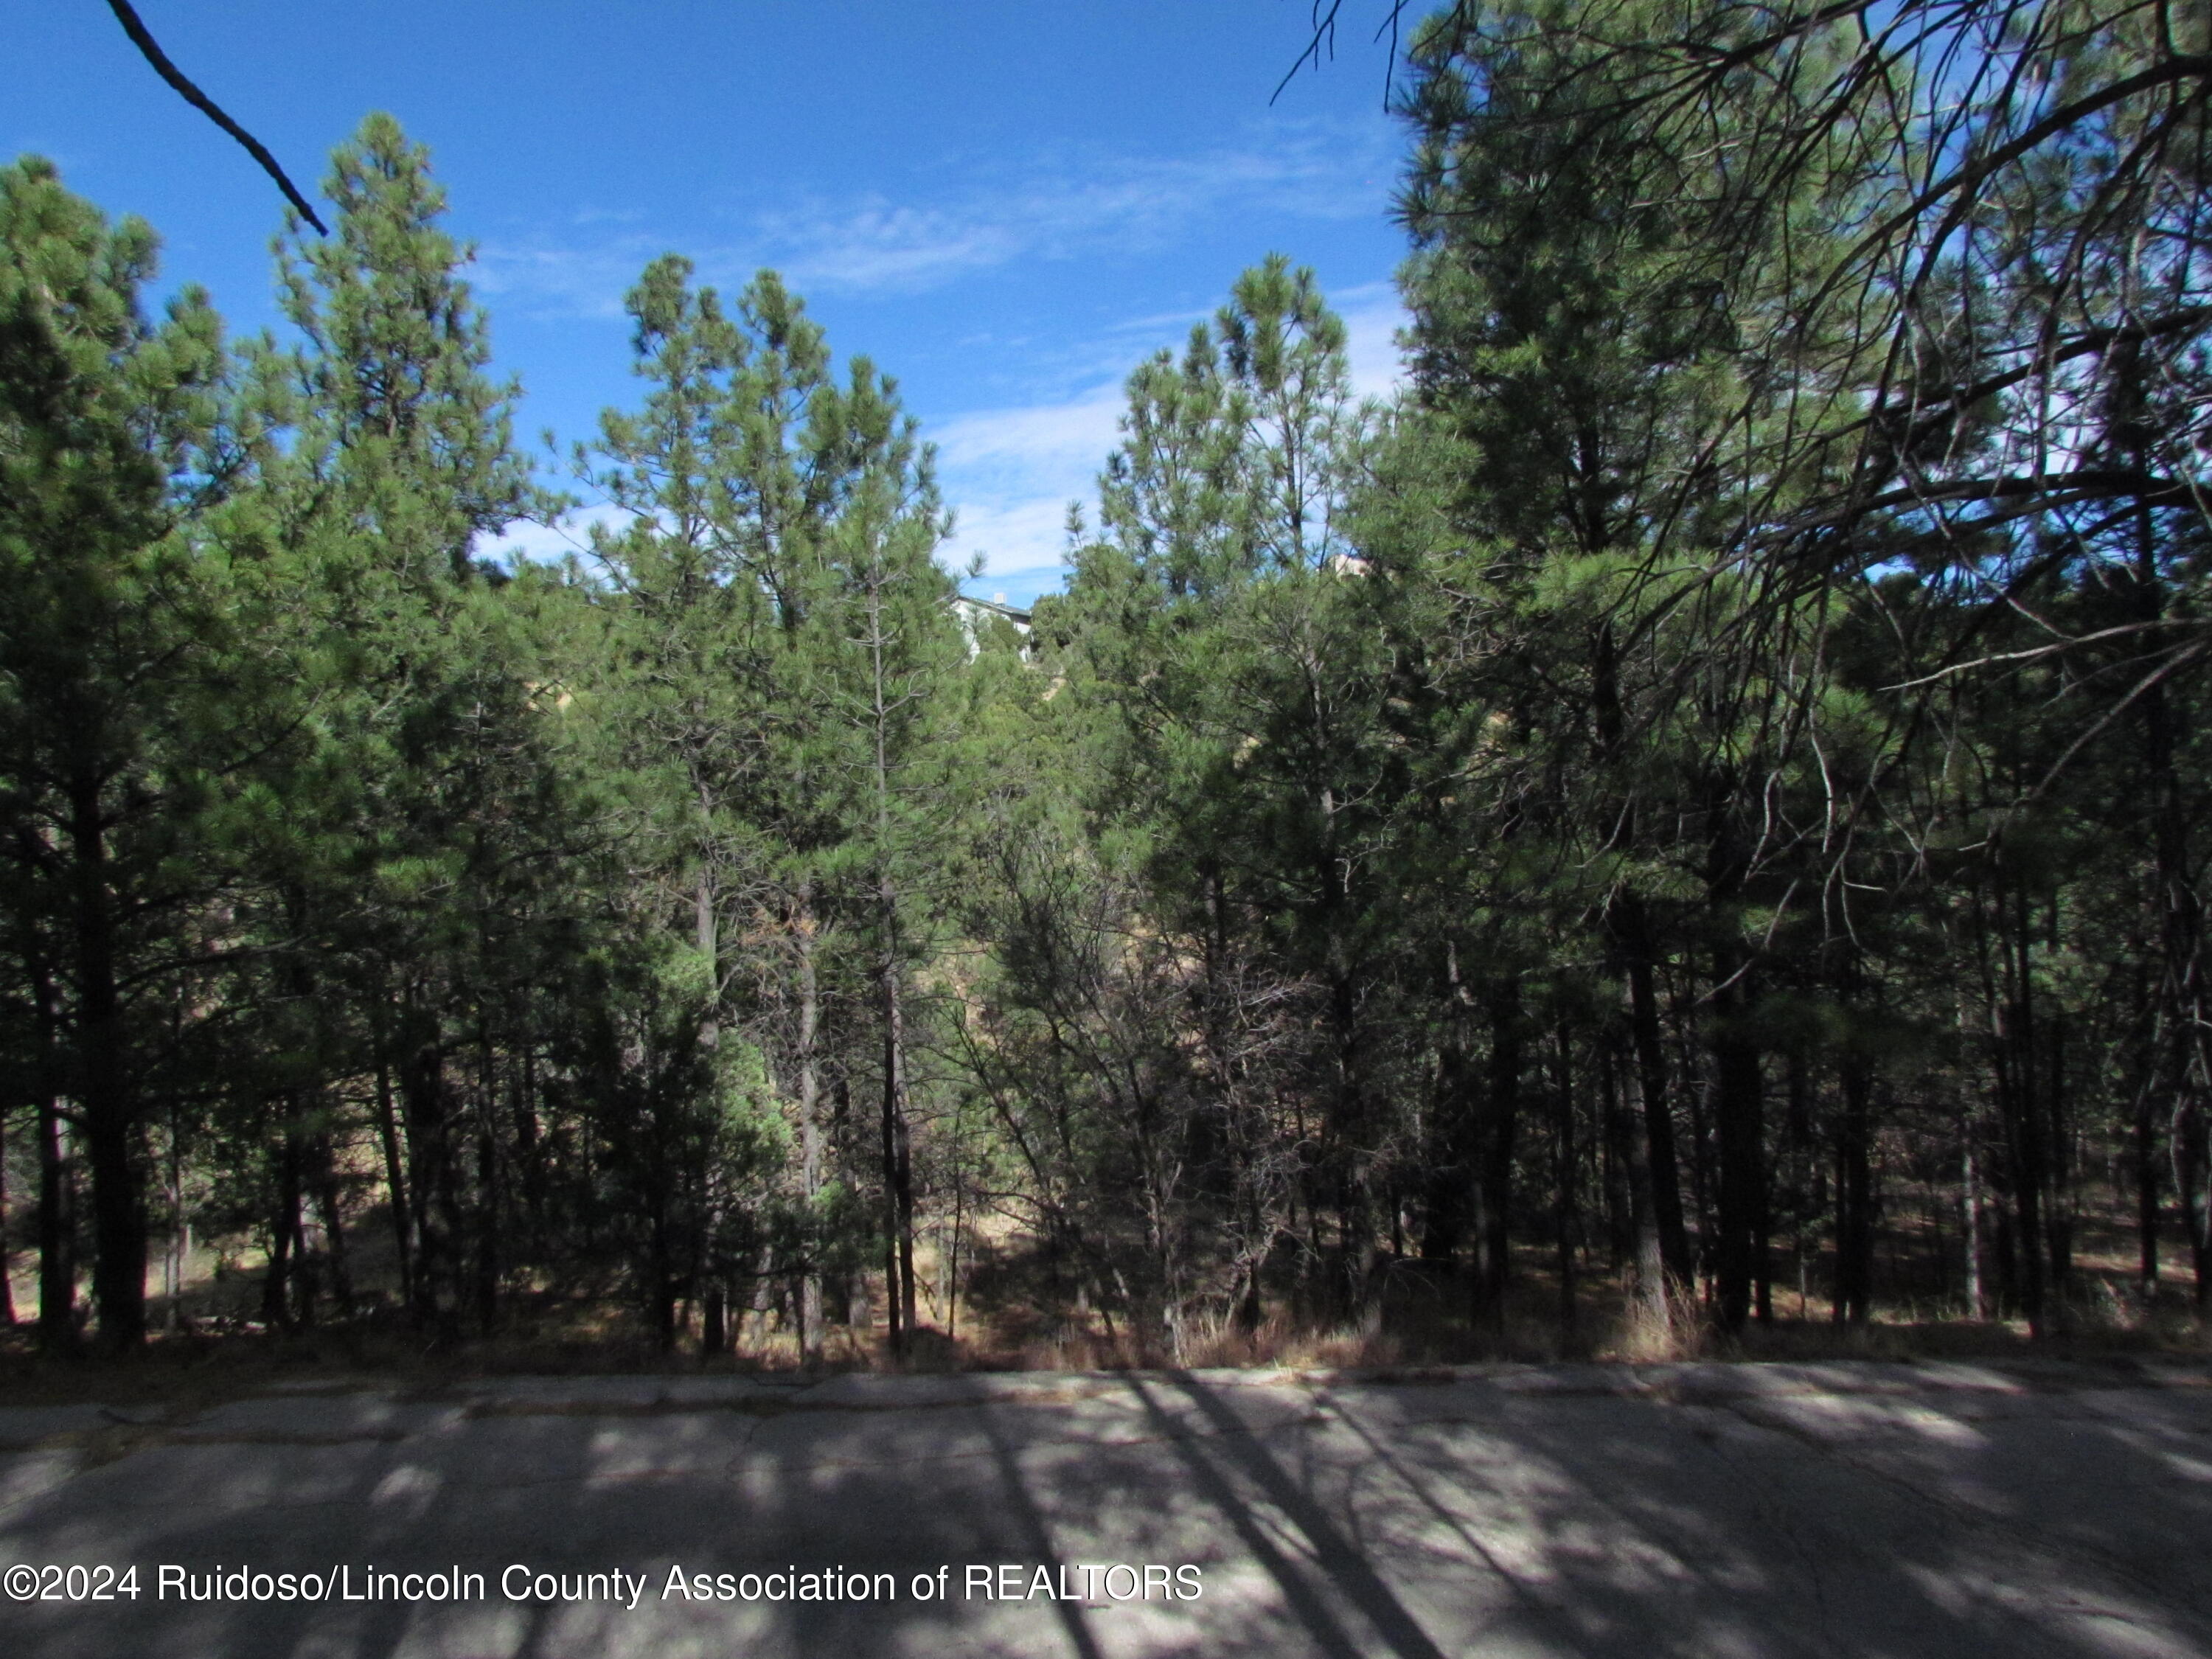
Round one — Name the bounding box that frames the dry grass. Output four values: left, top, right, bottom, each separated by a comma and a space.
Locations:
7, 1200, 2208, 1406
4, 1286, 2203, 1408
1610, 1276, 1709, 1363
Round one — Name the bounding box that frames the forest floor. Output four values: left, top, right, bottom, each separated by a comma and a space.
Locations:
2, 1357, 2209, 1658
0, 1270, 2203, 1416
3, 1188, 2205, 1402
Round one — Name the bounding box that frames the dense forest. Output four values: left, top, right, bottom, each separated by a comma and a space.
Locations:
3, 0, 2207, 1363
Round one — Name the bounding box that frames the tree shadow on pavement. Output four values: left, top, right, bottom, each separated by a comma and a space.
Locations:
1, 1363, 2208, 1658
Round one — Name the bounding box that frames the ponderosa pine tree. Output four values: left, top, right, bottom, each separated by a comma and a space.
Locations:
1394, 0, 1867, 1334
578, 256, 953, 1354
1395, 0, 2211, 1337
250, 113, 565, 1338
0, 156, 250, 1349
1042, 260, 1413, 1343
8, 11, 2208, 1364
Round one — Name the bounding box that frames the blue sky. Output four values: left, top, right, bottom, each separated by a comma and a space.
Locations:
14, 2, 1415, 605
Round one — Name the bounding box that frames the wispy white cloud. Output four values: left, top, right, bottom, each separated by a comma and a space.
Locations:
754, 201, 1026, 292
936, 383, 1129, 476
470, 237, 661, 321
935, 384, 1125, 591
941, 501, 1086, 599
475, 122, 1396, 315
764, 133, 1385, 295
1337, 280, 1411, 398
476, 501, 639, 569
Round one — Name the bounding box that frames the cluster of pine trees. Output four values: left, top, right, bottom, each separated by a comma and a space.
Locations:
4, 0, 2207, 1358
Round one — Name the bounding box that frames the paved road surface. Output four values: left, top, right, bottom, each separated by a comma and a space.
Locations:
2, 1359, 2208, 1658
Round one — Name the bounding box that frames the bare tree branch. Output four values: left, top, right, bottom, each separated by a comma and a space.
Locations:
104, 0, 327, 234
1273, 0, 1426, 106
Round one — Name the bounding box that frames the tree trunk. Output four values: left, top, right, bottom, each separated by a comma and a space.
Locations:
1552, 1025, 1579, 1338
702, 1284, 727, 1357
795, 886, 824, 1363
1614, 897, 1690, 1285
1613, 1027, 1671, 1338
69, 774, 145, 1351
473, 1113, 498, 1336
1592, 615, 1688, 1307
1422, 1034, 1471, 1262
512, 1043, 544, 1238
648, 1194, 677, 1352
2044, 978, 2073, 1297
307, 1129, 348, 1317
1425, 937, 1476, 1265
834, 1076, 872, 1331
1784, 1046, 1812, 1316
1962, 1130, 1986, 1318
2135, 474, 2203, 1300
2136, 1082, 2162, 1290
882, 925, 918, 1343
1598, 1040, 1632, 1268
372, 1050, 414, 1312
1994, 896, 2051, 1336
163, 1106, 189, 1332
0, 1099, 12, 1328
1472, 978, 1521, 1329
863, 546, 920, 1354
261, 1130, 301, 1332
38, 1093, 74, 1350
1711, 947, 1764, 1334
1833, 1058, 1874, 1325
2177, 1102, 2211, 1307
400, 1020, 457, 1338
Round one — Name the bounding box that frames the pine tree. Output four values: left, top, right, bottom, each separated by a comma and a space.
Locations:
0, 156, 243, 1349
579, 257, 953, 1354
248, 114, 562, 1336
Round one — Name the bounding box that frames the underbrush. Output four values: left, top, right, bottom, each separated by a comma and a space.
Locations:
4, 1256, 2204, 1407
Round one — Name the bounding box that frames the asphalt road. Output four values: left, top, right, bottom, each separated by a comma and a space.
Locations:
2, 1358, 2208, 1658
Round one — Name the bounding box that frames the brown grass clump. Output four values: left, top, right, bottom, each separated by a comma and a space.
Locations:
1609, 1276, 1710, 1363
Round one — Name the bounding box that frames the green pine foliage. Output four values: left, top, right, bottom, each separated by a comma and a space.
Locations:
2, 5, 2207, 1358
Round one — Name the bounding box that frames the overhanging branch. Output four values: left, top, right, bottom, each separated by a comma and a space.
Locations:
104, 0, 327, 234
